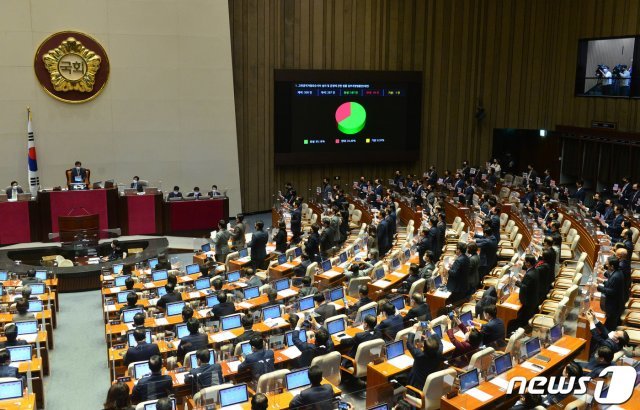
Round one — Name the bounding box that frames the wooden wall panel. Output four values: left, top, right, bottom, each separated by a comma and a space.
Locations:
229, 0, 640, 213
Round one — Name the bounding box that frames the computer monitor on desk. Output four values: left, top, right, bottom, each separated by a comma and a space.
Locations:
459, 368, 480, 394
218, 384, 249, 408
0, 379, 23, 400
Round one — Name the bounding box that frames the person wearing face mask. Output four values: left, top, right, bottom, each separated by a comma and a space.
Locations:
168, 186, 182, 200
187, 187, 202, 199
5, 181, 23, 199
69, 161, 89, 189
130, 176, 145, 192
103, 239, 124, 261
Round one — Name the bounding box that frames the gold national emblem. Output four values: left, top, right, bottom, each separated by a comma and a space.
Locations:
42, 37, 101, 92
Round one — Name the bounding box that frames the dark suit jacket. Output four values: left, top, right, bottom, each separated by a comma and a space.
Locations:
131, 372, 174, 403
5, 187, 23, 199
447, 254, 470, 294
340, 329, 382, 359
407, 332, 443, 389
375, 314, 404, 341
597, 269, 625, 317
404, 302, 431, 323
474, 234, 498, 269
209, 302, 236, 321
291, 208, 302, 236
606, 214, 624, 241
130, 182, 144, 192
235, 329, 260, 344
248, 230, 268, 262
70, 167, 88, 183
185, 362, 223, 392
274, 229, 288, 253
177, 333, 209, 361
124, 342, 161, 366
289, 384, 334, 410
468, 254, 480, 289
376, 220, 390, 253
305, 233, 320, 261
237, 349, 275, 379
590, 320, 623, 354
0, 365, 19, 379
292, 329, 334, 368
535, 262, 553, 304
314, 303, 336, 325
348, 296, 373, 315
167, 191, 182, 199
156, 292, 182, 311
517, 268, 539, 312
481, 318, 505, 346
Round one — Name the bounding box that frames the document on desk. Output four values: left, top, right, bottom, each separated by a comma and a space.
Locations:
105, 304, 116, 312
22, 334, 38, 343
465, 387, 493, 402
433, 289, 451, 298
197, 308, 210, 318
277, 289, 297, 298
264, 318, 287, 328
227, 360, 241, 373
237, 301, 254, 310
103, 275, 114, 281
155, 317, 169, 326
501, 302, 520, 309
489, 376, 510, 390
520, 361, 543, 373
212, 331, 236, 343
547, 345, 570, 356
391, 271, 405, 278
234, 282, 247, 288
144, 282, 156, 289
107, 287, 122, 294
442, 340, 455, 352
387, 354, 414, 369
188, 291, 201, 299
280, 346, 302, 359
237, 256, 251, 263
322, 270, 341, 278
280, 263, 295, 269
372, 279, 391, 288
174, 371, 188, 385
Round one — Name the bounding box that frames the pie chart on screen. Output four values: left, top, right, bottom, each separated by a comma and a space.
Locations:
335, 102, 366, 135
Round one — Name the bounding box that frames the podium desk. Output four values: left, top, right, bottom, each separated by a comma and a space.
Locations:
164, 197, 229, 236
496, 292, 522, 332
0, 200, 39, 245
119, 193, 163, 235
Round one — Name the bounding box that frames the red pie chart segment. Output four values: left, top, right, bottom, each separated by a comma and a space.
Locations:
335, 102, 366, 135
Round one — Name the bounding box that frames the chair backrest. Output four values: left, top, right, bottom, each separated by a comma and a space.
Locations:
631, 226, 639, 243
509, 226, 519, 241
573, 261, 585, 275
285, 248, 296, 260
455, 222, 465, 235
58, 259, 74, 267
193, 383, 234, 405
347, 276, 371, 297
184, 351, 197, 369
310, 350, 341, 386
395, 326, 414, 343
469, 347, 495, 372
560, 220, 571, 235
566, 285, 579, 305
355, 302, 377, 321
512, 233, 523, 250
505, 327, 525, 354
570, 235, 580, 251
500, 213, 509, 227
225, 252, 239, 271
451, 216, 461, 231
565, 398, 586, 410
553, 297, 570, 324
351, 209, 362, 223
353, 339, 385, 378
572, 273, 582, 286
306, 262, 318, 282
504, 220, 515, 234
429, 315, 448, 329
422, 368, 457, 410
256, 369, 289, 393
566, 228, 577, 243
309, 213, 318, 225
556, 213, 564, 224
408, 278, 426, 299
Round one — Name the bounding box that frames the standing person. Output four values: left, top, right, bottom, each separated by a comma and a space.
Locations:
512, 254, 539, 332
376, 212, 390, 256
321, 177, 332, 203
305, 224, 320, 262
290, 201, 302, 244
214, 220, 231, 263
446, 242, 470, 304
247, 221, 268, 270
467, 242, 480, 294
231, 214, 246, 250
601, 66, 613, 95
319, 219, 333, 259
597, 256, 626, 331
274, 221, 288, 253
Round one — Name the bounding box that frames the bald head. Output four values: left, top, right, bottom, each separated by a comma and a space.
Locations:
616, 248, 629, 260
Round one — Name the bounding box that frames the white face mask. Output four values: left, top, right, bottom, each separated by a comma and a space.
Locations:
76, 166, 81, 170
11, 185, 17, 189
174, 190, 178, 194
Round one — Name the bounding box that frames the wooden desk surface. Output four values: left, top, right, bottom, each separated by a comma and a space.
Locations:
0, 393, 35, 410
497, 291, 522, 330
101, 273, 201, 295
367, 262, 411, 300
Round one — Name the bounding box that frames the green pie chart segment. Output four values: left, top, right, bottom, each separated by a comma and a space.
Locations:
335, 102, 366, 135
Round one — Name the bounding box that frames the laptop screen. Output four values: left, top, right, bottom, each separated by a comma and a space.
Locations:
0, 379, 23, 400
391, 258, 400, 269
152, 270, 168, 282
286, 330, 307, 347
123, 308, 144, 323
339, 252, 348, 264
294, 247, 302, 257
189, 349, 215, 368
433, 275, 442, 288
201, 243, 211, 252
114, 275, 130, 287
459, 368, 480, 393
243, 286, 260, 300
494, 353, 512, 376
329, 287, 344, 302
367, 405, 389, 410
15, 320, 37, 336
148, 258, 159, 269
28, 300, 43, 312
262, 305, 281, 320
175, 324, 189, 339
226, 271, 241, 283
117, 291, 133, 304
112, 264, 124, 275
185, 264, 200, 275
375, 268, 385, 280
7, 345, 32, 363
459, 311, 473, 327
299, 296, 314, 311
326, 318, 345, 335
0, 271, 7, 281
30, 283, 45, 295
195, 277, 210, 290
358, 306, 377, 323
127, 330, 152, 347
386, 340, 404, 360
321, 260, 332, 272
286, 368, 311, 390
35, 270, 47, 280
144, 398, 176, 410
404, 248, 411, 260
240, 342, 253, 356
389, 296, 405, 311
550, 324, 563, 343
133, 361, 152, 379
278, 254, 287, 265
431, 324, 443, 338
221, 314, 242, 331
157, 287, 167, 297
239, 248, 249, 258
525, 337, 542, 358
166, 301, 185, 317
274, 278, 290, 291
206, 295, 220, 307
219, 384, 249, 407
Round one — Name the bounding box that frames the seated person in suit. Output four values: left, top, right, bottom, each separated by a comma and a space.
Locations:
5, 181, 23, 199
12, 298, 35, 323
167, 186, 182, 199
375, 302, 404, 341
587, 346, 616, 376
20, 285, 38, 301
340, 314, 382, 365
187, 187, 202, 198
208, 291, 236, 320
405, 322, 444, 390
235, 315, 260, 343
103, 240, 124, 261
544, 362, 584, 405
155, 283, 182, 311
124, 328, 161, 366
69, 161, 88, 187
131, 355, 173, 403
155, 398, 173, 410
177, 318, 209, 362
586, 310, 629, 356
474, 286, 497, 318
293, 254, 312, 278
0, 350, 19, 379
208, 185, 223, 197
251, 393, 268, 410
348, 284, 372, 316
475, 305, 504, 346
289, 365, 334, 410
237, 336, 275, 380
393, 264, 421, 295
130, 176, 145, 192
292, 314, 334, 367
20, 270, 41, 286
419, 250, 436, 280
313, 293, 336, 325
0, 324, 28, 348
123, 277, 136, 292
118, 292, 143, 316
511, 393, 543, 410
262, 288, 281, 308
244, 268, 263, 288
184, 348, 223, 392
445, 313, 482, 357
403, 293, 432, 323
298, 276, 318, 297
